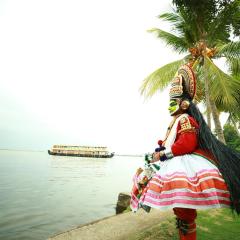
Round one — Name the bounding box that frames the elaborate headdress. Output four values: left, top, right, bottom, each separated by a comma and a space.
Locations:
169, 65, 196, 100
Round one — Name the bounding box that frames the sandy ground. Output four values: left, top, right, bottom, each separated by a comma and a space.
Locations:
48, 209, 172, 240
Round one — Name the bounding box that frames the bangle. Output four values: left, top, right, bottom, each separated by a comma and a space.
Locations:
164, 149, 174, 159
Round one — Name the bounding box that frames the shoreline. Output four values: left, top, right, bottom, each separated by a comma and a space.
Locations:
0, 148, 45, 152
48, 208, 240, 240
48, 209, 172, 240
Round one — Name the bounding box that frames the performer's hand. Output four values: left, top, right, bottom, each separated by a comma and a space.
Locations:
151, 152, 160, 163
150, 151, 165, 163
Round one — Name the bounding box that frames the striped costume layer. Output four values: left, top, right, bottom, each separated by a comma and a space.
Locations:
130, 154, 231, 211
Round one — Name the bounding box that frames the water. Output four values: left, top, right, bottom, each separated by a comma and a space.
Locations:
0, 150, 142, 240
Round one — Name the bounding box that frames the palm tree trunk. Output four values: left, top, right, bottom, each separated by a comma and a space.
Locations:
203, 65, 225, 143
209, 97, 226, 144
204, 77, 212, 130
203, 53, 226, 144
206, 108, 211, 130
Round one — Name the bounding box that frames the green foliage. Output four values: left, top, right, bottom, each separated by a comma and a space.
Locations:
203, 56, 240, 111
140, 59, 184, 98
148, 28, 188, 53
173, 0, 233, 14
173, 0, 240, 39
223, 124, 240, 151
158, 11, 199, 46
231, 0, 240, 36
216, 41, 240, 59
141, 0, 240, 125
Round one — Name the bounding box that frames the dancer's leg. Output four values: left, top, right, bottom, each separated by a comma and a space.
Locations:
173, 208, 197, 240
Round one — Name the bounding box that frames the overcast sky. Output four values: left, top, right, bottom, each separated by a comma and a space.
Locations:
0, 0, 193, 154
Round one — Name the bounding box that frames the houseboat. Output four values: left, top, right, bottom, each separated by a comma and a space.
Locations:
48, 145, 114, 158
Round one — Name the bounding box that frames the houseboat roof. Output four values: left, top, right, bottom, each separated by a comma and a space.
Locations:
52, 145, 107, 149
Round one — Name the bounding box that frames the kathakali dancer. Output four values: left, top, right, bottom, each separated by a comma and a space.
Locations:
130, 65, 240, 240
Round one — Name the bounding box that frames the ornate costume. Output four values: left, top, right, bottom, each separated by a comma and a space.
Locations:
130, 65, 240, 240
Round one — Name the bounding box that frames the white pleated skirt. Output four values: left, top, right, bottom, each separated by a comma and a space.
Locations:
130, 154, 231, 211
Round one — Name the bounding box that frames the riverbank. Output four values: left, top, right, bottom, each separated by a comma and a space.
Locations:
48, 209, 172, 240
48, 208, 240, 240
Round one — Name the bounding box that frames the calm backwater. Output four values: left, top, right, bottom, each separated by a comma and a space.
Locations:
0, 150, 142, 240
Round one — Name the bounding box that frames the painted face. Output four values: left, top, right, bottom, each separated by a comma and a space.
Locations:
168, 99, 180, 116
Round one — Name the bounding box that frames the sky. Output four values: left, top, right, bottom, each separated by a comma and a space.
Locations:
0, 0, 225, 154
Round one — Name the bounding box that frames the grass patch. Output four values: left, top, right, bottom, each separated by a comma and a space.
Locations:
127, 209, 240, 240
123, 206, 131, 213
127, 217, 178, 240
197, 209, 240, 240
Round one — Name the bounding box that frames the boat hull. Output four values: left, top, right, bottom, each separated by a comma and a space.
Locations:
48, 150, 114, 158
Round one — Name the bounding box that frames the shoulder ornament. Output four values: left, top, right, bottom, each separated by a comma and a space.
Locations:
178, 116, 195, 134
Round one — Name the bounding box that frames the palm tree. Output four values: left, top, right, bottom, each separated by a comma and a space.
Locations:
141, 1, 240, 143
225, 53, 240, 129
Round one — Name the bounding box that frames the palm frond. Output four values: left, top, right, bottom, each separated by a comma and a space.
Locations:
226, 76, 240, 124
226, 57, 240, 76
207, 7, 232, 44
140, 59, 185, 98
203, 56, 240, 111
215, 41, 240, 59
158, 11, 198, 45
158, 12, 182, 24
176, 7, 200, 44
148, 28, 188, 53
227, 111, 240, 127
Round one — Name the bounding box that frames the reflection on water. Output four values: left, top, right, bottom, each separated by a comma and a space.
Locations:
0, 150, 142, 240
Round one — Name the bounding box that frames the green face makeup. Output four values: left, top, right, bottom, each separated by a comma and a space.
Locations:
168, 100, 179, 115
